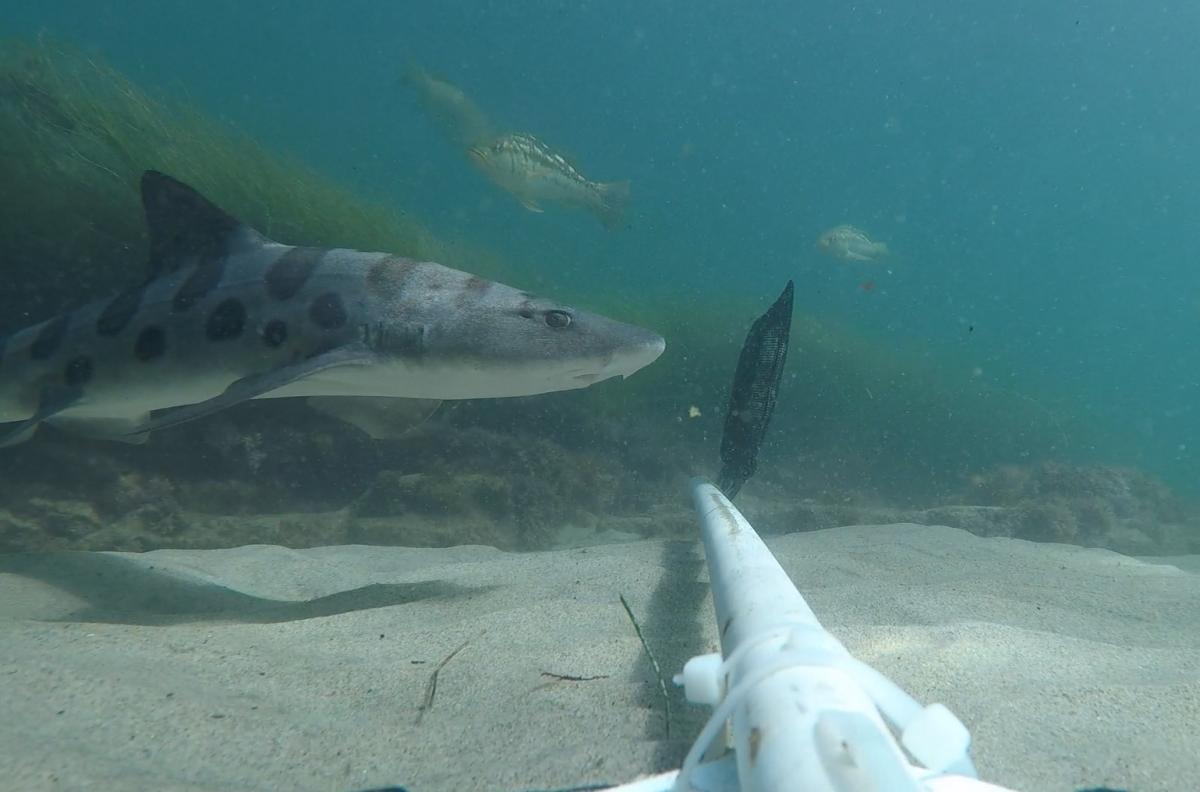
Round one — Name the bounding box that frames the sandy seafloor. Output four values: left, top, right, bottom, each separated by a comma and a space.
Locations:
1, 523, 1196, 792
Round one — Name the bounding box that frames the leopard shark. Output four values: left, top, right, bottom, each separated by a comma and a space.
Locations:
0, 171, 665, 446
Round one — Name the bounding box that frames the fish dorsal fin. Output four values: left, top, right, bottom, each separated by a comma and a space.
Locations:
140, 170, 267, 277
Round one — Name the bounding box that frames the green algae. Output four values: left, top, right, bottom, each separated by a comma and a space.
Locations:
0, 37, 1177, 555
0, 37, 511, 327
543, 287, 1092, 501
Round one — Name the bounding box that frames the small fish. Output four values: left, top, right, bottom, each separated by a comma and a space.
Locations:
0, 171, 665, 447
816, 224, 889, 262
402, 64, 496, 148
468, 133, 631, 230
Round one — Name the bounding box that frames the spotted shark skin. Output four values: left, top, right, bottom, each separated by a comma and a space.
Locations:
0, 172, 666, 446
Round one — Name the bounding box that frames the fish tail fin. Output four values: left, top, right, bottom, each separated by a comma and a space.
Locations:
0, 337, 24, 447
594, 180, 631, 230
397, 58, 425, 89
0, 422, 39, 448
0, 383, 83, 448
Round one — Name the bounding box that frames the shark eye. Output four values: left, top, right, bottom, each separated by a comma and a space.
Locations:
544, 310, 572, 329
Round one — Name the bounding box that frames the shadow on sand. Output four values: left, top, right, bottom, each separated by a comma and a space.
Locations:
0, 550, 487, 625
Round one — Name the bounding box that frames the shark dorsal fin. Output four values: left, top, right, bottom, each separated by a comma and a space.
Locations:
140, 171, 267, 277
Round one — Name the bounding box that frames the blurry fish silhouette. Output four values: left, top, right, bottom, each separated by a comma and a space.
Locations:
817, 224, 889, 262
716, 280, 794, 498
401, 64, 496, 148
469, 133, 631, 230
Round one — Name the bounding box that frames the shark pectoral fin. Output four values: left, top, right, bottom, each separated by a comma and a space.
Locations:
0, 386, 84, 447
130, 344, 380, 437
518, 198, 545, 213
111, 428, 151, 445
306, 396, 443, 440
45, 414, 153, 444
0, 420, 41, 448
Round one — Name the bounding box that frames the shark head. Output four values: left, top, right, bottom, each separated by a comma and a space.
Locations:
363, 258, 665, 398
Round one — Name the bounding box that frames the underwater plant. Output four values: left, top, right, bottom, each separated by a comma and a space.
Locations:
0, 37, 517, 329
0, 36, 1160, 556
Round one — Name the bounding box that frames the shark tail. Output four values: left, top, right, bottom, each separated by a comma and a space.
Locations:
397, 58, 428, 90
0, 335, 25, 446
593, 179, 631, 230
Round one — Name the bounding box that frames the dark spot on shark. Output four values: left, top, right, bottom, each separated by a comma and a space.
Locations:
206, 298, 246, 341
135, 326, 166, 361
96, 285, 146, 336
31, 315, 68, 360
309, 292, 347, 330
456, 275, 492, 306
64, 355, 93, 387
261, 319, 288, 348
517, 296, 540, 319
366, 256, 417, 301
266, 247, 323, 301
172, 261, 226, 313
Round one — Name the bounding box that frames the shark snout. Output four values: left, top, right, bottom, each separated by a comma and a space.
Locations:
564, 326, 663, 385
607, 330, 666, 379
632, 333, 666, 370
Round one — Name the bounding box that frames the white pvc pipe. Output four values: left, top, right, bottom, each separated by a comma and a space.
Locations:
691, 479, 820, 651
685, 479, 917, 792
611, 480, 1011, 792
